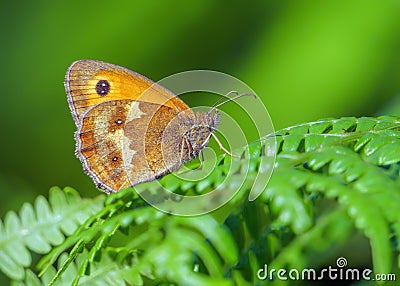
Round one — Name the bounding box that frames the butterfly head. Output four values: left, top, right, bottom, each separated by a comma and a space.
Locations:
180, 110, 220, 160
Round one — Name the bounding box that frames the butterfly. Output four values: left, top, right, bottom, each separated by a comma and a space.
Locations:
65, 60, 246, 193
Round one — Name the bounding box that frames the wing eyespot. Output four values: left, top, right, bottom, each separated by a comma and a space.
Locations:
96, 80, 110, 96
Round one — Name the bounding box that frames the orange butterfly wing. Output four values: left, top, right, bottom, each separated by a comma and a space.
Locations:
65, 60, 190, 126
65, 60, 193, 193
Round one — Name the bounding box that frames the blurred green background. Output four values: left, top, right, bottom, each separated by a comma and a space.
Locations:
1, 0, 400, 215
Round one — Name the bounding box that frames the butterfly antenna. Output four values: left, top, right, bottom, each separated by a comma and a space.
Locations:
208, 91, 256, 114
210, 91, 239, 109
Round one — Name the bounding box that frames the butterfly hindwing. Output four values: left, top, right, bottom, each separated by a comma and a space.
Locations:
76, 99, 134, 192
76, 98, 194, 192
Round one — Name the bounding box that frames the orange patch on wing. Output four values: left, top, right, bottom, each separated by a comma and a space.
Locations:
66, 60, 190, 125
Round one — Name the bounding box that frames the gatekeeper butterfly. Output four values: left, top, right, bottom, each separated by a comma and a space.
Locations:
65, 60, 247, 193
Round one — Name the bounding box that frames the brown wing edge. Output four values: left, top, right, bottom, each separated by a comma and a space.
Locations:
65, 60, 82, 128
73, 106, 110, 193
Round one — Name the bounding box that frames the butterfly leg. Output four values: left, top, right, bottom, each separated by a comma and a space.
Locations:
200, 150, 205, 162
179, 137, 185, 163
210, 133, 240, 158
180, 136, 195, 162
200, 133, 212, 149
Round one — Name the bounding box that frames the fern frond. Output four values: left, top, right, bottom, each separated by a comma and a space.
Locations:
39, 203, 238, 285
10, 251, 131, 286
215, 116, 400, 284
268, 117, 400, 272
0, 187, 104, 281
2, 116, 400, 285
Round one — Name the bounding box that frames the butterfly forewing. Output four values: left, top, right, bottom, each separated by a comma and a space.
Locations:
65, 60, 191, 126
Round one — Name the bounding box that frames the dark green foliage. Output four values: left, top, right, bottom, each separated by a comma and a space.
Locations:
1, 116, 400, 285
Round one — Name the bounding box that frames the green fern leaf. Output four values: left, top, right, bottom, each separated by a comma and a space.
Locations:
0, 187, 104, 281
2, 116, 400, 285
